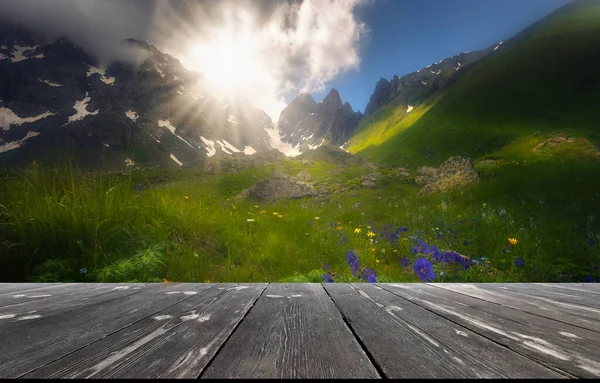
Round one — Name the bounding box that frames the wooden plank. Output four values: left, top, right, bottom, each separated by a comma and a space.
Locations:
200, 283, 381, 379
380, 283, 600, 379
0, 283, 214, 378
0, 283, 150, 322
431, 283, 600, 333
324, 283, 565, 379
0, 283, 100, 307
481, 283, 600, 310
533, 283, 600, 296
22, 283, 267, 379
0, 283, 56, 294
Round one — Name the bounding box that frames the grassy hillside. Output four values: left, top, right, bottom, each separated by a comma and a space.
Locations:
348, 0, 600, 167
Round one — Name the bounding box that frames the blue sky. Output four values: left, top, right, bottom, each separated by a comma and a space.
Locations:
312, 0, 572, 113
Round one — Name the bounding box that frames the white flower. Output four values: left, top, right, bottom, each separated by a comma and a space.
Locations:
247, 219, 255, 222
315, 217, 320, 220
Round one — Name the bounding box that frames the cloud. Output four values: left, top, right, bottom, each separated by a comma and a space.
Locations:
0, 0, 369, 121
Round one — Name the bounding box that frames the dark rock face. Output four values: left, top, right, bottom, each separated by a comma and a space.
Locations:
363, 49, 494, 117
0, 24, 274, 169
418, 157, 480, 195
277, 89, 362, 150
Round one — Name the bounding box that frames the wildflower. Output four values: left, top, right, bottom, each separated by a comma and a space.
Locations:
584, 275, 595, 283
260, 211, 266, 214
589, 238, 596, 246
273, 212, 279, 215
483, 203, 487, 207
400, 258, 412, 267
80, 268, 88, 275
278, 215, 283, 218
162, 278, 172, 283
367, 231, 376, 237
204, 280, 210, 283
346, 250, 359, 268
514, 257, 525, 268
324, 274, 335, 283
324, 263, 330, 271
376, 259, 380, 263
362, 268, 378, 283
342, 236, 348, 243
246, 219, 255, 222
337, 226, 343, 231
137, 183, 143, 192
393, 249, 398, 253
508, 238, 518, 245
315, 217, 320, 220
184, 195, 189, 200
371, 248, 375, 252
354, 228, 361, 234
414, 258, 436, 282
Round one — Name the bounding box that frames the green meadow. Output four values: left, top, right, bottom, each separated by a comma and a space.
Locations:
1, 152, 598, 284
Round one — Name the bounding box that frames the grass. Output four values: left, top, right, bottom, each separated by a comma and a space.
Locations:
1, 155, 598, 284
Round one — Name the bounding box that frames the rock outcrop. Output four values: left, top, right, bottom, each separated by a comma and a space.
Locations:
418, 157, 480, 195
235, 171, 318, 202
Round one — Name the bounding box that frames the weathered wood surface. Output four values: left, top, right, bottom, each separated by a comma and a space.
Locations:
381, 283, 600, 379
23, 283, 267, 379
201, 283, 381, 379
0, 283, 599, 379
431, 283, 600, 333
0, 283, 213, 378
325, 283, 565, 379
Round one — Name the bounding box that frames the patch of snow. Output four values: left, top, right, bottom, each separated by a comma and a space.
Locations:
176, 90, 184, 95
0, 131, 40, 154
174, 76, 180, 81
170, 153, 183, 166
9, 45, 43, 63
243, 146, 257, 155
125, 110, 138, 122
264, 125, 301, 157
426, 64, 432, 68
102, 143, 109, 148
406, 105, 414, 113
227, 115, 238, 125
216, 140, 232, 154
494, 45, 500, 51
38, 78, 62, 87
1, 108, 54, 131
221, 139, 241, 153
200, 136, 216, 157
421, 81, 427, 86
66, 92, 99, 124
0, 45, 6, 49
156, 67, 166, 78
86, 65, 115, 85
158, 120, 194, 149
454, 62, 462, 71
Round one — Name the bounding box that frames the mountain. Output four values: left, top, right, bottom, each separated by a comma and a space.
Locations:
277, 89, 362, 152
0, 25, 277, 169
347, 0, 600, 166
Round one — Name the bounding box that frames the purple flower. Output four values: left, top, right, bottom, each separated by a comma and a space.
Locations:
589, 238, 596, 246
346, 250, 358, 268
342, 235, 348, 243
324, 263, 330, 271
514, 257, 525, 268
399, 227, 409, 232
400, 257, 412, 267
414, 258, 436, 282
324, 274, 334, 283
136, 183, 143, 192
362, 268, 378, 283
584, 275, 595, 283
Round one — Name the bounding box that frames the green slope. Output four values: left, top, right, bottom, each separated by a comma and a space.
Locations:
348, 0, 600, 167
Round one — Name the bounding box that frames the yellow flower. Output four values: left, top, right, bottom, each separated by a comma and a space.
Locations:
184, 196, 189, 199
273, 212, 279, 215
337, 226, 343, 231
278, 214, 284, 218
354, 228, 361, 234
393, 249, 398, 253
260, 210, 267, 214
508, 238, 518, 245
204, 279, 210, 283
371, 248, 376, 252
367, 231, 376, 237
162, 278, 172, 283
482, 203, 487, 207
376, 259, 380, 263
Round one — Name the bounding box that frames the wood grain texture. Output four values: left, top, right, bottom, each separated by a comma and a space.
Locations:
381, 283, 600, 378
480, 283, 600, 309
0, 283, 213, 378
200, 283, 381, 379
0, 283, 56, 294
533, 283, 600, 296
22, 283, 267, 379
0, 283, 99, 307
431, 283, 600, 333
325, 283, 565, 379
0, 283, 147, 319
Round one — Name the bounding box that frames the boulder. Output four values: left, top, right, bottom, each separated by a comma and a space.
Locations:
415, 166, 437, 185
235, 172, 318, 202
419, 157, 480, 195
295, 170, 312, 182
360, 172, 384, 188
395, 167, 411, 178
